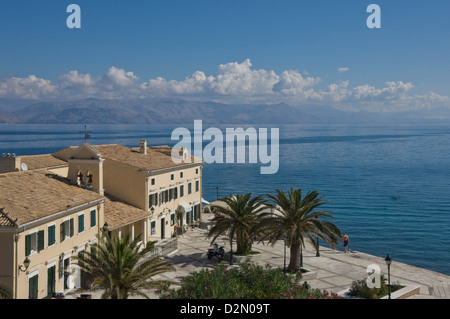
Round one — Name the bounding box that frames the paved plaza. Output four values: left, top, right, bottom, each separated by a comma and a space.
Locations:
66, 212, 450, 299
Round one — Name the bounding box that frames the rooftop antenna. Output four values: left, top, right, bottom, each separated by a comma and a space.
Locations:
79, 124, 92, 143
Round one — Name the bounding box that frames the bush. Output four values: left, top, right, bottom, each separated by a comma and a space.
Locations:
348, 274, 404, 299
159, 262, 339, 299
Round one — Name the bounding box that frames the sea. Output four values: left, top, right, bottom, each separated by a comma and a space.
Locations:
1, 123, 449, 276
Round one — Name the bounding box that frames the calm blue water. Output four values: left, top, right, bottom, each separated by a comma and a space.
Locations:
1, 123, 450, 275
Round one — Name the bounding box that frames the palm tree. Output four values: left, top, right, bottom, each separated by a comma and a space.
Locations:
75, 232, 175, 299
261, 188, 342, 272
207, 193, 267, 255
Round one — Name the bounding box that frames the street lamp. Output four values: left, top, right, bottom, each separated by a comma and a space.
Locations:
19, 257, 31, 272
315, 216, 320, 257
385, 254, 392, 299
216, 186, 219, 200
283, 234, 287, 274
300, 245, 303, 270
229, 221, 234, 266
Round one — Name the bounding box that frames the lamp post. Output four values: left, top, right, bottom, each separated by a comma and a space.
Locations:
315, 216, 320, 257
300, 245, 303, 270
283, 234, 287, 274
229, 221, 234, 266
216, 186, 219, 200
385, 254, 392, 299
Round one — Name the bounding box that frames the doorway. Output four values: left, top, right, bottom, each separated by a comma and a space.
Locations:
161, 217, 165, 239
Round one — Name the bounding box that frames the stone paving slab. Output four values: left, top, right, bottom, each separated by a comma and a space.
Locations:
66, 213, 450, 299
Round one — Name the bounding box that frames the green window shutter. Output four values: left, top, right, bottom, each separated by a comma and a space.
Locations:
69, 218, 74, 237
47, 266, 56, 296
29, 275, 39, 299
48, 225, 55, 246
90, 210, 96, 227
37, 230, 45, 252
25, 234, 31, 256
186, 211, 190, 224
60, 222, 65, 241
78, 215, 84, 233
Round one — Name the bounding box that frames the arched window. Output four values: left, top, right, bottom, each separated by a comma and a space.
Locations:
86, 171, 93, 189
77, 171, 83, 186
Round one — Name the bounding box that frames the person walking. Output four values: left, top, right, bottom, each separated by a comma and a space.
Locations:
342, 233, 349, 253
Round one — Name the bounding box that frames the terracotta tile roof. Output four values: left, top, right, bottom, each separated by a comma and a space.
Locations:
20, 154, 68, 170
0, 170, 104, 227
104, 194, 151, 230
54, 143, 202, 172
95, 144, 201, 171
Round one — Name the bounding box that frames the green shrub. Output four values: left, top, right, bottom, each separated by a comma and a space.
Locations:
348, 274, 404, 299
159, 262, 339, 299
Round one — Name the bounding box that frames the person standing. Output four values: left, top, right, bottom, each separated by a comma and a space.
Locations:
342, 233, 349, 253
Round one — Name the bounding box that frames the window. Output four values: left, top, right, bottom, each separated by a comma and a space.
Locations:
170, 212, 175, 226
195, 180, 199, 192
171, 173, 174, 181
28, 274, 39, 299
60, 219, 74, 242
149, 192, 158, 208
151, 178, 155, 186
151, 220, 156, 235
47, 265, 56, 296
180, 171, 184, 178
188, 182, 192, 195
196, 168, 199, 174
90, 209, 96, 228
179, 184, 184, 197
169, 187, 178, 201
48, 225, 56, 247
160, 189, 169, 204
78, 214, 85, 233
25, 230, 44, 256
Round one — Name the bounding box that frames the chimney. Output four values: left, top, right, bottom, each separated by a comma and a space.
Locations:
0, 154, 21, 173
139, 140, 147, 154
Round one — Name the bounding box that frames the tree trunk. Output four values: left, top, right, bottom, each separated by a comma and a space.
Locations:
287, 240, 301, 272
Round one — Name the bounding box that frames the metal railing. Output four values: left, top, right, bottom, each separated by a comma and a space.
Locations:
146, 237, 178, 258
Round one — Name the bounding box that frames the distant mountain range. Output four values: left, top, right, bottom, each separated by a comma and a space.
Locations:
0, 97, 449, 125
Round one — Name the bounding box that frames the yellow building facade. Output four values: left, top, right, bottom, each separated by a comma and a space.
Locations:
0, 140, 203, 299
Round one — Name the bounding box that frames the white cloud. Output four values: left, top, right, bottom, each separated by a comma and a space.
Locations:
338, 67, 349, 73
0, 75, 56, 100
0, 59, 448, 112
103, 67, 138, 88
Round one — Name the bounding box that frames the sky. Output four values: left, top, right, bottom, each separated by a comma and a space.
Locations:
0, 0, 449, 112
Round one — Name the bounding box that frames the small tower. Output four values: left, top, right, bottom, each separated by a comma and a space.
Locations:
67, 143, 104, 195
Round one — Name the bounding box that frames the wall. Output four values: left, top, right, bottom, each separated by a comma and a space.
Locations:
102, 159, 147, 210
147, 164, 203, 240
11, 202, 103, 299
